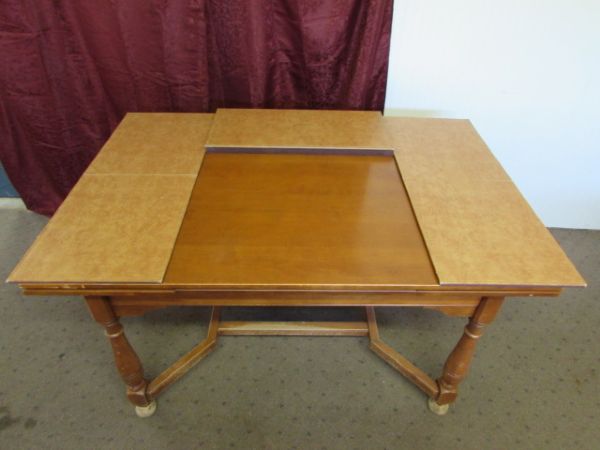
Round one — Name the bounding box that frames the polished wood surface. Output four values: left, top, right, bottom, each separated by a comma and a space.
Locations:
205, 108, 585, 288
164, 152, 437, 287
9, 109, 585, 290
6, 110, 587, 417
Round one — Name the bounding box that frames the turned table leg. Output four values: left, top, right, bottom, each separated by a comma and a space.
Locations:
430, 296, 504, 415
85, 296, 156, 417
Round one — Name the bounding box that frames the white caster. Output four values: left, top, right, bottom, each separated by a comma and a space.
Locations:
428, 398, 449, 415
135, 400, 157, 418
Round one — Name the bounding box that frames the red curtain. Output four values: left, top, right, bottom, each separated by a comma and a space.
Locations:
0, 0, 393, 215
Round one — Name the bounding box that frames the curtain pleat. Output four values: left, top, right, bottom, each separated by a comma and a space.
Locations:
0, 0, 393, 215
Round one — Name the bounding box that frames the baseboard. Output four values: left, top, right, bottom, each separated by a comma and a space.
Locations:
0, 198, 26, 209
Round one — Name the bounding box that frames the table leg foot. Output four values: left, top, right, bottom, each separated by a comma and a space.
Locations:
434, 296, 504, 406
86, 296, 154, 410
135, 400, 157, 418
428, 398, 449, 415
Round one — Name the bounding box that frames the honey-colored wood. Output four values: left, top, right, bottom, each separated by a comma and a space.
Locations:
9, 109, 585, 291
165, 152, 437, 287
218, 321, 368, 336
207, 108, 388, 149
203, 109, 585, 289
8, 112, 212, 285
105, 292, 487, 309
384, 117, 586, 288
87, 113, 213, 175
366, 307, 439, 397
6, 110, 588, 416
19, 282, 562, 298
107, 293, 482, 317
366, 307, 380, 340
85, 296, 152, 407
8, 174, 196, 283
434, 296, 504, 405
147, 307, 220, 397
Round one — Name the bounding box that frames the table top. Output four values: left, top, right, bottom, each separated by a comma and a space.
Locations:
164, 152, 437, 288
8, 109, 586, 292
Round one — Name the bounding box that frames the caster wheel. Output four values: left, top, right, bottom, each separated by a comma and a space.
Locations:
135, 400, 157, 418
428, 398, 449, 416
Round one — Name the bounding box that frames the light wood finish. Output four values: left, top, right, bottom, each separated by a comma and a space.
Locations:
8, 174, 196, 283
8, 112, 213, 285
146, 311, 367, 398
207, 108, 388, 149
87, 113, 213, 175
82, 299, 503, 412
6, 110, 587, 416
205, 109, 585, 289
218, 321, 369, 336
107, 293, 483, 314
19, 284, 561, 297
434, 296, 504, 405
85, 297, 152, 407
9, 110, 585, 290
165, 152, 437, 287
147, 307, 220, 397
114, 306, 476, 319
383, 117, 586, 287
366, 307, 439, 397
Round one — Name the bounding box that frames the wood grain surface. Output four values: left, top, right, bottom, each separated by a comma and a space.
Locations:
9, 110, 585, 290
206, 109, 584, 288
164, 152, 438, 287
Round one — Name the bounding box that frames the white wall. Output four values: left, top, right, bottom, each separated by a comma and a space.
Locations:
384, 0, 600, 229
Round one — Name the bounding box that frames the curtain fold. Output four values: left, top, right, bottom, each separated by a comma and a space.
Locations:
0, 0, 393, 215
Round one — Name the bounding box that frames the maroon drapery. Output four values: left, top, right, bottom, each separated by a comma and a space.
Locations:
0, 0, 393, 215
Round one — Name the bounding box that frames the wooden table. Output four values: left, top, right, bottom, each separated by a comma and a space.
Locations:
8, 109, 585, 417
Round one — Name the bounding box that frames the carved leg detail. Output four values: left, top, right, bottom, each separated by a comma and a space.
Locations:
86, 296, 155, 415
433, 296, 504, 411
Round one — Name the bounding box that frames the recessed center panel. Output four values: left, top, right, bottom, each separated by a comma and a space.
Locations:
164, 151, 436, 287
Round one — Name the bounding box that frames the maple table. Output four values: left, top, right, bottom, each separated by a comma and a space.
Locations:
8, 109, 585, 417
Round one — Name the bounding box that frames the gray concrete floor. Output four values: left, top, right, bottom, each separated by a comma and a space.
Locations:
0, 209, 598, 450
